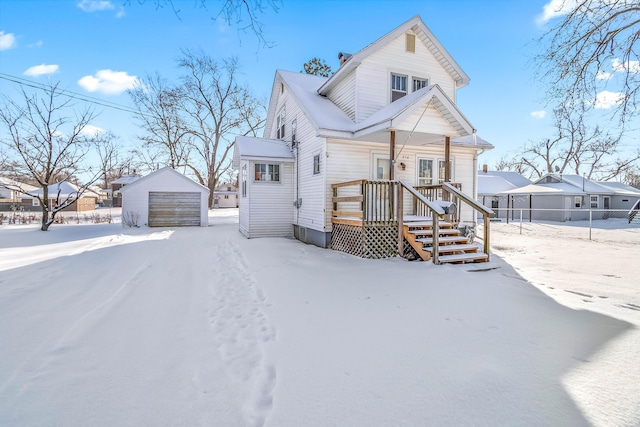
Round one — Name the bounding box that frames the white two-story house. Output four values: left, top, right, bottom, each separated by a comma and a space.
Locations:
233, 15, 494, 263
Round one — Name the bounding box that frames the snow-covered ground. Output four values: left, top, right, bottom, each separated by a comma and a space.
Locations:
0, 209, 638, 426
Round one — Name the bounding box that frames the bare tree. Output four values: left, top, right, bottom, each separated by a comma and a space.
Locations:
125, 0, 280, 47
536, 0, 640, 126
129, 74, 192, 170
517, 102, 639, 180
177, 51, 265, 207
302, 57, 333, 77
0, 83, 115, 230
93, 131, 134, 189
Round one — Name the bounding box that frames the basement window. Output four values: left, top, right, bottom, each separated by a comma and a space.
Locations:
391, 73, 407, 102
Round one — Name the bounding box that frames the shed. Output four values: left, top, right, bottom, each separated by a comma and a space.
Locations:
120, 167, 209, 227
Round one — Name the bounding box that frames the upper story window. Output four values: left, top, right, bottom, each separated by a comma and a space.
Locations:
413, 77, 428, 91
276, 106, 286, 139
255, 163, 280, 182
391, 73, 407, 102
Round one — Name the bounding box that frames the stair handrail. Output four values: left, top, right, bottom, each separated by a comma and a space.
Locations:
442, 182, 493, 258
399, 180, 445, 264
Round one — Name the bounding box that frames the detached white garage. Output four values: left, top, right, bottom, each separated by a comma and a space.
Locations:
121, 167, 209, 227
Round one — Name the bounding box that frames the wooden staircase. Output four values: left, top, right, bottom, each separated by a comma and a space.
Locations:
402, 217, 488, 264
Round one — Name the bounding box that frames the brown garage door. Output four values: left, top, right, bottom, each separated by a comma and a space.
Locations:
148, 191, 201, 227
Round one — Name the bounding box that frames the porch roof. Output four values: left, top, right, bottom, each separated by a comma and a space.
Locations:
275, 70, 493, 149
233, 135, 294, 169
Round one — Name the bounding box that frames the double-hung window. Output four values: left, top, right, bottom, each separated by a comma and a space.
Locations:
590, 195, 598, 208
413, 77, 428, 91
313, 153, 321, 175
276, 107, 286, 139
254, 163, 280, 182
241, 165, 247, 196
391, 73, 407, 102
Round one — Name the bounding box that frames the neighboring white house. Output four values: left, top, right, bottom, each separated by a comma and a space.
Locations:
502, 173, 640, 222
233, 15, 493, 249
120, 167, 209, 227
213, 183, 239, 209
0, 177, 39, 212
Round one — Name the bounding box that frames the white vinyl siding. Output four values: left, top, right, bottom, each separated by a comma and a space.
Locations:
325, 68, 357, 121
241, 159, 294, 238
354, 32, 457, 123
121, 168, 209, 228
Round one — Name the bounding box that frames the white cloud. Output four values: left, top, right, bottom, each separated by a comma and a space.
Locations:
0, 31, 17, 50
80, 124, 105, 137
77, 0, 114, 12
612, 58, 640, 74
593, 91, 624, 109
531, 110, 547, 119
28, 40, 43, 48
537, 0, 577, 25
596, 70, 613, 80
78, 69, 138, 95
23, 64, 59, 77
115, 7, 125, 18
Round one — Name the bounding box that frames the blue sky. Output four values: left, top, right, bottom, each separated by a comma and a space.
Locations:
0, 0, 634, 170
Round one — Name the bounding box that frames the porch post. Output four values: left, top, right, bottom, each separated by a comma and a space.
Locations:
389, 130, 396, 180
444, 136, 451, 182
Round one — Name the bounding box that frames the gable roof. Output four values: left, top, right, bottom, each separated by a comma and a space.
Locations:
29, 181, 101, 199
318, 15, 470, 96
268, 70, 490, 146
233, 135, 295, 168
119, 167, 209, 193
504, 173, 640, 196
478, 171, 531, 195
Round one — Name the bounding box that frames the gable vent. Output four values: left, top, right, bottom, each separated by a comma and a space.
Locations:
406, 33, 416, 53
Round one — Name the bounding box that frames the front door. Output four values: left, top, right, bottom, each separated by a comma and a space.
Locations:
603, 196, 610, 210
370, 154, 392, 220
564, 196, 572, 221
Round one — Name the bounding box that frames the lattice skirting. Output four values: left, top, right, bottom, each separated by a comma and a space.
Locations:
331, 222, 399, 259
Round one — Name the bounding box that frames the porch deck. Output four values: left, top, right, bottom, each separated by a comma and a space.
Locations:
331, 180, 493, 264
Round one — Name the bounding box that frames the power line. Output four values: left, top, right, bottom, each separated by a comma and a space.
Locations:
0, 73, 142, 116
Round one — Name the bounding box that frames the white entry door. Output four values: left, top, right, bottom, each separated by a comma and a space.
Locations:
564, 196, 572, 221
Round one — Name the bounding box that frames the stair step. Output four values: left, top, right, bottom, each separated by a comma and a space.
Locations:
419, 236, 469, 245
410, 229, 461, 237
403, 221, 453, 229
424, 243, 481, 254
437, 252, 489, 264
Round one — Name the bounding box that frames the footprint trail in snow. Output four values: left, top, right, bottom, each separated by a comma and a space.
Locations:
208, 241, 277, 427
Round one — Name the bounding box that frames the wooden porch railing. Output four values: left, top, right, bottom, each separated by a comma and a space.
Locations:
442, 182, 493, 259
331, 180, 492, 264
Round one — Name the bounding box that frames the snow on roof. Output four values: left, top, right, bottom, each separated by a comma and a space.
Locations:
503, 182, 586, 195
478, 171, 531, 192
478, 175, 521, 195
119, 166, 209, 193
595, 181, 640, 196
0, 176, 37, 192
275, 71, 491, 147
233, 135, 294, 168
29, 181, 101, 199
533, 173, 629, 195
111, 174, 142, 185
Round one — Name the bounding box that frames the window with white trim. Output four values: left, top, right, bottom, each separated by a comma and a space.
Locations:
417, 158, 433, 186
276, 106, 286, 139
413, 77, 428, 92
32, 198, 40, 207
391, 73, 407, 102
574, 196, 582, 208
241, 165, 247, 197
438, 158, 454, 183
313, 153, 321, 175
590, 195, 598, 208
291, 118, 297, 146
254, 163, 280, 182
